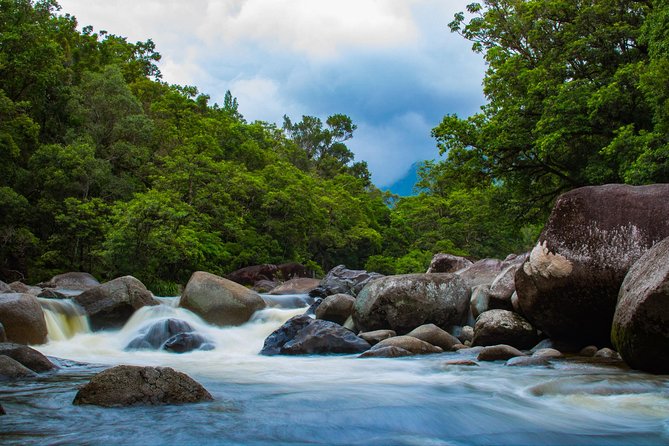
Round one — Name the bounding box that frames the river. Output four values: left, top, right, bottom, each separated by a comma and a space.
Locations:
1, 295, 668, 445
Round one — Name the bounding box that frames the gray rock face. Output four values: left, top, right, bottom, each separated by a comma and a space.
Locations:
320, 265, 384, 297
268, 278, 321, 295
0, 294, 48, 344
612, 237, 669, 373
0, 355, 37, 380
516, 184, 669, 346
352, 273, 470, 334
179, 271, 266, 327
456, 259, 504, 289
38, 272, 100, 291
280, 319, 371, 355
125, 319, 213, 353
372, 336, 443, 354
472, 310, 540, 350
72, 365, 213, 407
406, 324, 460, 351
0, 343, 57, 372
427, 253, 472, 273
74, 276, 158, 330
315, 294, 355, 325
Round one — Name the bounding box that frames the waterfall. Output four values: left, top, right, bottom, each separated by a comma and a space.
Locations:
38, 298, 91, 341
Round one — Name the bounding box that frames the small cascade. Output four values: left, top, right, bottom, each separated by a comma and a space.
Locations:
38, 298, 91, 341
261, 293, 315, 309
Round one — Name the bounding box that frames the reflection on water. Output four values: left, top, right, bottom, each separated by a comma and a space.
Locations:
1, 294, 668, 445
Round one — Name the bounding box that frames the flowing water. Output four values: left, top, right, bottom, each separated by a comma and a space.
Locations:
2, 295, 669, 445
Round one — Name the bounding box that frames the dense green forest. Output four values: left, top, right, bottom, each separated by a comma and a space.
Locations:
1, 0, 667, 293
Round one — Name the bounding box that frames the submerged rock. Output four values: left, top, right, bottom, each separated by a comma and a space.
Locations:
0, 343, 57, 372
0, 293, 48, 344
125, 318, 212, 353
506, 356, 551, 367
358, 346, 415, 358
73, 365, 213, 407
163, 333, 214, 353
472, 309, 540, 350
315, 293, 355, 325
372, 336, 443, 355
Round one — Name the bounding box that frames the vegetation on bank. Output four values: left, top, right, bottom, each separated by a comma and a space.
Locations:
1, 0, 667, 293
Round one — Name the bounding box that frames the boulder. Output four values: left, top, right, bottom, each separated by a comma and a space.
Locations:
579, 345, 598, 357
279, 319, 371, 355
163, 333, 214, 353
0, 355, 37, 380
470, 285, 491, 320
372, 336, 443, 355
353, 273, 470, 334
427, 253, 472, 273
315, 294, 355, 325
442, 359, 479, 366
358, 329, 396, 345
303, 298, 323, 316
406, 324, 461, 351
226, 263, 311, 286
0, 280, 10, 293
261, 315, 315, 355
516, 184, 669, 346
74, 276, 158, 329
612, 237, 669, 373
0, 322, 6, 342
456, 259, 504, 289
8, 282, 41, 295
38, 272, 100, 291
179, 271, 266, 327
320, 265, 384, 297
72, 365, 213, 407
252, 280, 278, 293
595, 348, 621, 359
0, 343, 57, 372
532, 348, 563, 359
0, 403, 5, 415
268, 278, 320, 295
358, 346, 415, 358
0, 294, 48, 344
488, 264, 521, 308
506, 356, 551, 367
457, 326, 474, 344
472, 310, 540, 350
125, 319, 212, 353
477, 344, 526, 361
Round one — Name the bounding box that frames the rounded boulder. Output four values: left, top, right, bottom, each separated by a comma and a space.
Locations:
0, 294, 48, 344
472, 309, 539, 350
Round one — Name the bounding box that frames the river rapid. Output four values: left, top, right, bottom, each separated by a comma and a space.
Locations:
2, 295, 669, 446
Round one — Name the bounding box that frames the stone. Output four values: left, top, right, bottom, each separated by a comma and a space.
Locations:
8, 282, 41, 295
320, 265, 384, 297
458, 326, 474, 344
488, 264, 521, 309
303, 298, 323, 316
353, 273, 470, 334
516, 184, 669, 346
268, 278, 321, 295
358, 329, 396, 345
530, 338, 581, 354
532, 348, 563, 359
38, 272, 100, 291
125, 319, 212, 353
0, 355, 37, 380
372, 336, 443, 355
477, 344, 526, 361
406, 324, 461, 351
0, 280, 11, 293
470, 285, 491, 320
0, 322, 6, 342
226, 263, 311, 286
315, 293, 355, 325
72, 365, 213, 407
595, 348, 621, 359
472, 310, 540, 350
163, 333, 214, 353
612, 236, 669, 373
0, 294, 48, 344
261, 315, 314, 355
427, 253, 472, 273
74, 276, 158, 329
506, 356, 551, 367
280, 319, 371, 355
579, 345, 598, 357
456, 259, 504, 289
252, 280, 278, 293
442, 359, 479, 366
179, 271, 266, 327
358, 346, 415, 358
0, 343, 56, 372
38, 289, 68, 299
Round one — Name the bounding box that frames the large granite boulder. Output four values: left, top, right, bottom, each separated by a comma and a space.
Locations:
0, 355, 36, 380
179, 271, 266, 326
315, 294, 355, 325
260, 315, 314, 355
372, 335, 443, 354
319, 265, 384, 297
612, 236, 669, 373
226, 263, 311, 286
352, 273, 470, 334
406, 324, 461, 351
125, 318, 213, 353
72, 365, 213, 407
0, 343, 57, 372
456, 259, 504, 290
268, 278, 321, 295
515, 184, 669, 346
427, 253, 472, 273
472, 310, 540, 350
38, 272, 100, 291
0, 293, 48, 344
74, 276, 158, 330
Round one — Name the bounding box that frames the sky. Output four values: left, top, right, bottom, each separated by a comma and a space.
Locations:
57, 0, 486, 191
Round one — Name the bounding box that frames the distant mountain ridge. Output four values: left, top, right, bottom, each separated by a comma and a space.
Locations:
382, 163, 419, 197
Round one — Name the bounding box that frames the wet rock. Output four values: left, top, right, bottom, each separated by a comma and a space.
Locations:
579, 345, 598, 357
74, 276, 159, 330
38, 272, 100, 291
442, 359, 479, 366
315, 294, 355, 325
516, 184, 669, 346
320, 265, 384, 297
252, 280, 278, 293
0, 293, 48, 344
280, 319, 371, 355
0, 343, 56, 372
488, 264, 521, 308
427, 253, 472, 273
72, 365, 213, 407
456, 258, 504, 289
303, 298, 323, 316
595, 348, 621, 359
472, 310, 540, 350
125, 319, 211, 353
38, 289, 68, 299
532, 348, 563, 359
477, 345, 526, 361
0, 403, 5, 415
8, 282, 41, 295
358, 329, 396, 345
268, 278, 321, 295
372, 336, 443, 355
163, 333, 214, 353
406, 324, 461, 351
457, 346, 484, 355
179, 271, 266, 327
506, 356, 551, 367
470, 285, 491, 320
457, 326, 474, 344
0, 323, 6, 342
0, 280, 10, 293
612, 236, 669, 373
260, 315, 316, 355
353, 273, 470, 334
358, 346, 415, 358
0, 355, 37, 380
